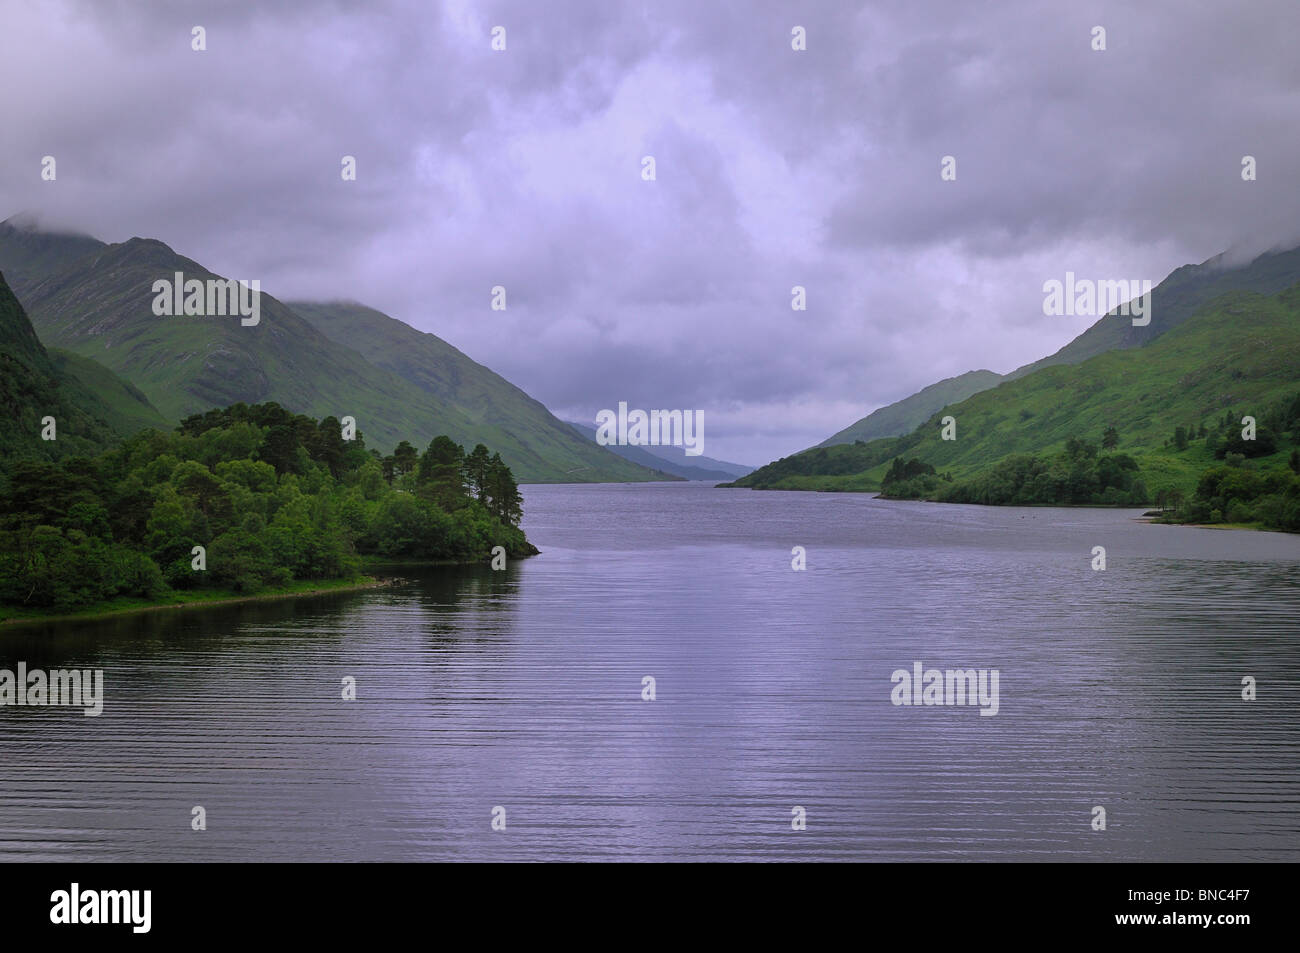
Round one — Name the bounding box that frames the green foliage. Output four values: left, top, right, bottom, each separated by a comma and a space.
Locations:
1167, 464, 1300, 531
879, 457, 943, 497
0, 402, 536, 613
884, 441, 1149, 506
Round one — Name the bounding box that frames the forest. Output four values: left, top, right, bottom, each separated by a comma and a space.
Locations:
0, 402, 536, 613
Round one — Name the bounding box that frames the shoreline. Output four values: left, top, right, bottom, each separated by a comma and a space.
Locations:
730, 485, 1289, 534
1137, 517, 1279, 533
0, 576, 398, 628
0, 549, 540, 629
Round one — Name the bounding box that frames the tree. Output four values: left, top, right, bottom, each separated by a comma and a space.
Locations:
485, 452, 523, 525
417, 436, 468, 510
0, 399, 537, 616
1290, 449, 1300, 475
1173, 426, 1188, 451
261, 424, 301, 474
1222, 426, 1277, 459
392, 441, 419, 479
462, 444, 492, 503
315, 417, 347, 477
1102, 425, 1119, 449
1064, 437, 1097, 461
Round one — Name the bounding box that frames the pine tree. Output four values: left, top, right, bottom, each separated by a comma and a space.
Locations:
485, 452, 523, 525
315, 416, 347, 477
417, 436, 467, 509
462, 444, 492, 503
392, 440, 419, 477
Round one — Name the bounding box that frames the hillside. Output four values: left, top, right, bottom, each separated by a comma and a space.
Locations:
0, 270, 145, 464
814, 243, 1300, 452
48, 348, 169, 436
286, 300, 667, 484
727, 281, 1300, 501
816, 370, 1003, 448
0, 216, 106, 300
1007, 243, 1300, 380
0, 218, 665, 483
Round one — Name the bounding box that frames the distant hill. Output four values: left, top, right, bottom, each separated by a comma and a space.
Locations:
814, 243, 1300, 452
816, 370, 1003, 447
727, 280, 1300, 499
564, 421, 752, 481
0, 217, 667, 484
1007, 243, 1300, 380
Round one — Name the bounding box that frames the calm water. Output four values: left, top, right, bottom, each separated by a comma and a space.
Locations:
2, 483, 1299, 861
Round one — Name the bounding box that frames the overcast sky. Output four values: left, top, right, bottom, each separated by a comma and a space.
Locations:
3, 0, 1299, 465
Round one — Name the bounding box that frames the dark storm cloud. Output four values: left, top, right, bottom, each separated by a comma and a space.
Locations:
3, 0, 1298, 464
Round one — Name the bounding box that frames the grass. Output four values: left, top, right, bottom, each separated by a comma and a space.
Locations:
0, 575, 389, 626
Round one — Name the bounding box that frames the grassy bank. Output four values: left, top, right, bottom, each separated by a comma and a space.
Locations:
0, 575, 394, 627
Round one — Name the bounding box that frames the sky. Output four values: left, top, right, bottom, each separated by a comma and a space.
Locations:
3, 0, 1299, 466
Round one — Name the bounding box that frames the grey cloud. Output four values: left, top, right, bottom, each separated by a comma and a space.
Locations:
2, 0, 1297, 465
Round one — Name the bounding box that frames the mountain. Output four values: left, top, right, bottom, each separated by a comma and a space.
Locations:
815, 243, 1300, 451
564, 421, 752, 481
635, 440, 753, 479
0, 214, 105, 299
1006, 243, 1300, 380
727, 279, 1300, 498
816, 370, 1003, 448
0, 217, 666, 483
0, 269, 160, 463
285, 300, 666, 484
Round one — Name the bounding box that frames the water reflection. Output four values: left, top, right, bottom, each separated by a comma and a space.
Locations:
1, 486, 1298, 860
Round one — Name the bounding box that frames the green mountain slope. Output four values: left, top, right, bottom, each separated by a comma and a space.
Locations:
0, 270, 137, 463
48, 347, 169, 435
1007, 244, 1300, 380
287, 300, 667, 484
0, 220, 665, 483
814, 244, 1300, 453
728, 282, 1300, 499
817, 370, 1003, 447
